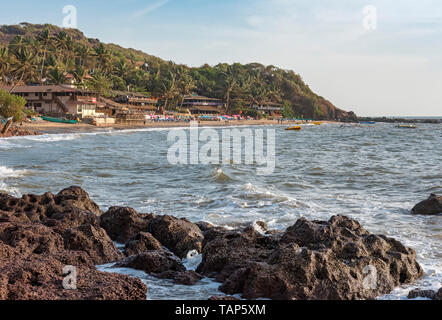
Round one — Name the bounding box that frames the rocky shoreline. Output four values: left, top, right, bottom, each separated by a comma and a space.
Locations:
0, 187, 437, 300
0, 125, 41, 138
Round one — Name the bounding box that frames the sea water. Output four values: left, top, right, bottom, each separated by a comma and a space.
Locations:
1, 123, 441, 299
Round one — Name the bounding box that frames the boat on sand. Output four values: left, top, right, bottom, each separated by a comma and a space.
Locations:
41, 116, 78, 124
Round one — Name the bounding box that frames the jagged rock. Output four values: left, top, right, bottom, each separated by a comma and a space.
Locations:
100, 207, 154, 244
0, 223, 64, 257
411, 194, 442, 215
407, 288, 437, 299
436, 288, 442, 300
114, 250, 186, 275
254, 221, 268, 232
0, 244, 146, 300
124, 232, 163, 256
149, 215, 204, 258
195, 221, 215, 233
198, 215, 423, 300
63, 224, 123, 264
0, 188, 147, 300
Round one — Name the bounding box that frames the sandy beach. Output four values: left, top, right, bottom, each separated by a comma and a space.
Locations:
8, 119, 339, 135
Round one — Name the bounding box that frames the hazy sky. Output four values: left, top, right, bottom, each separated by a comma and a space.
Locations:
1, 0, 441, 116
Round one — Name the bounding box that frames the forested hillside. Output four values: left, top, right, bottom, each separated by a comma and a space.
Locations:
0, 23, 356, 120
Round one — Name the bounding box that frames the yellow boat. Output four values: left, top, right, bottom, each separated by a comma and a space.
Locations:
285, 126, 302, 131
313, 121, 323, 125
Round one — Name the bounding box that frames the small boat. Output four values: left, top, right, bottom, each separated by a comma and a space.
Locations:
360, 121, 376, 124
313, 121, 323, 125
41, 116, 78, 124
285, 126, 302, 131
396, 124, 417, 129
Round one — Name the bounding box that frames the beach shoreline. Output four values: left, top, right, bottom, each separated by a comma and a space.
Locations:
3, 119, 341, 136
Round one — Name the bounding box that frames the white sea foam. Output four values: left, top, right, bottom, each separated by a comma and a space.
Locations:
0, 165, 28, 178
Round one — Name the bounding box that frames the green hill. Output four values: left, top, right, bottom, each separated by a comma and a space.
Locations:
0, 23, 357, 120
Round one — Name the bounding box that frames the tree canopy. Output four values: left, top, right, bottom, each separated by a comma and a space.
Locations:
0, 23, 354, 120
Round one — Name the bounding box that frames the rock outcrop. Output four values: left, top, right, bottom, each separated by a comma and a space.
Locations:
408, 288, 442, 300
149, 215, 204, 259
124, 232, 163, 256
100, 207, 154, 244
0, 187, 147, 300
0, 187, 427, 300
197, 215, 423, 300
101, 207, 204, 259
411, 194, 442, 215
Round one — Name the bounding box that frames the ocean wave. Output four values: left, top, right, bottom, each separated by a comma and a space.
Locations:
0, 181, 21, 196
209, 168, 233, 183
0, 165, 29, 178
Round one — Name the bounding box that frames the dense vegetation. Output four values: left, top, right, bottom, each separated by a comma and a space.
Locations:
0, 89, 26, 122
0, 23, 354, 120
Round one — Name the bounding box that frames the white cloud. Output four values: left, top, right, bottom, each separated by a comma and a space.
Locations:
133, 0, 169, 18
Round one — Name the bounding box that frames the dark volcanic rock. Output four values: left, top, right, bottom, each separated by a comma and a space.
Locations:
408, 287, 442, 300
124, 232, 163, 256
100, 206, 154, 244
0, 223, 64, 257
436, 288, 442, 300
407, 288, 437, 300
411, 194, 442, 215
114, 250, 186, 275
63, 224, 123, 264
149, 215, 204, 258
0, 188, 147, 300
198, 215, 423, 300
0, 244, 146, 300
195, 221, 215, 233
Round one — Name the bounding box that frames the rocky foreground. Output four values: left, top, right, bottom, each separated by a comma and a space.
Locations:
0, 187, 427, 300
0, 125, 41, 138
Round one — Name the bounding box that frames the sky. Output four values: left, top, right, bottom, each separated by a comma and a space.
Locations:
0, 0, 441, 116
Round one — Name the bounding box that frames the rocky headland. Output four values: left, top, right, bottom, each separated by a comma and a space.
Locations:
0, 187, 427, 300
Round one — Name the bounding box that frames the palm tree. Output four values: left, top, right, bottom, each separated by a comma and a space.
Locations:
219, 66, 239, 112
159, 71, 178, 110
36, 28, 53, 80
115, 57, 131, 80
75, 44, 91, 68
0, 46, 11, 84
70, 66, 87, 84
9, 47, 39, 92
8, 35, 29, 55
54, 31, 69, 54
177, 69, 196, 108
48, 67, 67, 84
94, 44, 113, 75
86, 73, 111, 97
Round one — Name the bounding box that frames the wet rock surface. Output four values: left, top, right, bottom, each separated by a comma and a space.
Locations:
0, 187, 146, 300
408, 287, 442, 300
411, 194, 442, 215
115, 250, 186, 275
0, 187, 426, 300
100, 207, 154, 244
197, 215, 424, 300
149, 215, 204, 259
124, 232, 163, 256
